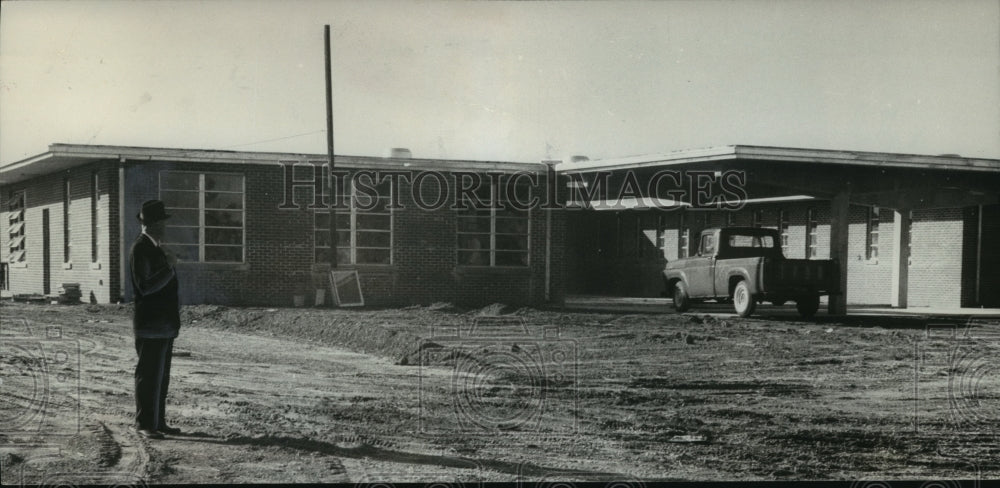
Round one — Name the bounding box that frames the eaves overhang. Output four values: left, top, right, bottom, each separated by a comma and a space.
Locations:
554, 145, 1000, 174
0, 143, 546, 186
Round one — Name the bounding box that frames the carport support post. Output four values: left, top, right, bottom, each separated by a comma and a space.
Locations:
828, 191, 850, 315
891, 208, 910, 308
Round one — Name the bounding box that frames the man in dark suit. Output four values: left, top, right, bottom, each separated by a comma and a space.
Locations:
130, 200, 182, 439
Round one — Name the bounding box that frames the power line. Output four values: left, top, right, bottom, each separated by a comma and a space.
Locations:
221, 130, 327, 149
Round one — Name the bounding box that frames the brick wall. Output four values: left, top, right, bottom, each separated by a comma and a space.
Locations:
1, 161, 117, 302
119, 160, 553, 307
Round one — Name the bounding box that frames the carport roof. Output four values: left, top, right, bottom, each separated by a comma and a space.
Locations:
554, 145, 1000, 174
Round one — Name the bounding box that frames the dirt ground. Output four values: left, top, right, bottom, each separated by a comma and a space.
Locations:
2, 300, 998, 483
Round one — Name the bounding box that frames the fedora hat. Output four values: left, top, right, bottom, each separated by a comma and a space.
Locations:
137, 200, 171, 224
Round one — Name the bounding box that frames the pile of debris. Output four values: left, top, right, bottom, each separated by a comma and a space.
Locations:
58, 283, 82, 304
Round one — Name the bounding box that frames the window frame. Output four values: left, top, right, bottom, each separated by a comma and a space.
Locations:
778, 209, 790, 256
91, 172, 100, 263
806, 207, 818, 259
63, 177, 72, 263
158, 170, 246, 264
315, 176, 394, 266
455, 177, 531, 268
866, 206, 880, 261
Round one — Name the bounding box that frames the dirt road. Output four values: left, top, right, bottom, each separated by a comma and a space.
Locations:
2, 301, 998, 483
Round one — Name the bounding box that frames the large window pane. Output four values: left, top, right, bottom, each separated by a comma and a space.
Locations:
205, 192, 243, 210
315, 231, 332, 247
496, 235, 528, 251
160, 172, 200, 190
335, 247, 350, 265
356, 231, 391, 248
458, 251, 489, 266
161, 190, 200, 209
356, 248, 390, 264
357, 214, 390, 230
458, 234, 489, 250
205, 245, 243, 262
457, 216, 490, 233
205, 228, 243, 245
204, 174, 243, 192
163, 226, 199, 245
315, 247, 333, 263
168, 209, 200, 226
495, 251, 529, 266
205, 210, 243, 227
166, 244, 199, 262
315, 212, 331, 229
495, 217, 528, 235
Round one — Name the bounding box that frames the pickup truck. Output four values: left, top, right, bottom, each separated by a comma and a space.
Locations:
663, 227, 838, 318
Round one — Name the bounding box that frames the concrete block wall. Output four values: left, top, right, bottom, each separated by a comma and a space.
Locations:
0, 161, 117, 302
901, 207, 966, 307
570, 200, 936, 306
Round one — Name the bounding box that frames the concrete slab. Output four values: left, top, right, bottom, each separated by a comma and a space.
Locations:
561, 295, 1000, 319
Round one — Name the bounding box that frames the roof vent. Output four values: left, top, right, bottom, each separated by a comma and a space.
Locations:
386, 147, 412, 159
568, 155, 590, 163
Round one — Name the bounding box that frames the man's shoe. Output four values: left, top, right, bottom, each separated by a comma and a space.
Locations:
135, 427, 164, 439
158, 425, 182, 435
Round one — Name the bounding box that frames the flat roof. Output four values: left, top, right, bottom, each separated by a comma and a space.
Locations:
555, 145, 1000, 173
0, 143, 547, 185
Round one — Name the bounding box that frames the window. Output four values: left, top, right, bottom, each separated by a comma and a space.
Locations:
778, 209, 789, 255
456, 178, 529, 266
656, 214, 667, 258
91, 172, 100, 262
907, 210, 913, 264
64, 178, 72, 262
729, 234, 776, 248
678, 212, 690, 259
806, 208, 818, 258
160, 171, 245, 263
315, 174, 392, 265
866, 206, 880, 260
7, 191, 26, 263
700, 233, 715, 255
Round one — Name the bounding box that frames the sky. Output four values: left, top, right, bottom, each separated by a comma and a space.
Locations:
1, 0, 998, 166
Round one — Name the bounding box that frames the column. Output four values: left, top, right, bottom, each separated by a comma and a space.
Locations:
828, 191, 850, 315
891, 209, 911, 308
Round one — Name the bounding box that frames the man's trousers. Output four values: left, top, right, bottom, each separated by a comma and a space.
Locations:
134, 337, 174, 430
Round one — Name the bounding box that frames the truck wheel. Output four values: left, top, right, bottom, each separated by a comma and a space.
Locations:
796, 295, 820, 318
733, 280, 756, 318
673, 281, 691, 312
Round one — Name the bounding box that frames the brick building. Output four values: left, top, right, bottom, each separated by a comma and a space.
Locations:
0, 144, 559, 307
1, 143, 998, 310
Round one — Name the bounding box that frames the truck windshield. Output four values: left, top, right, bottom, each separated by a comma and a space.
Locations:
728, 234, 776, 248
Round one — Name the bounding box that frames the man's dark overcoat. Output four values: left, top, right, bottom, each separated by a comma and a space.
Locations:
130, 234, 180, 338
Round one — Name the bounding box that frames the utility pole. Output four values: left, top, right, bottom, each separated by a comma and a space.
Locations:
325, 24, 338, 268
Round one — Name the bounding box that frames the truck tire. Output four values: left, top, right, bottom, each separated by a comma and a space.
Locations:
733, 280, 756, 317
673, 281, 691, 312
796, 294, 820, 318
